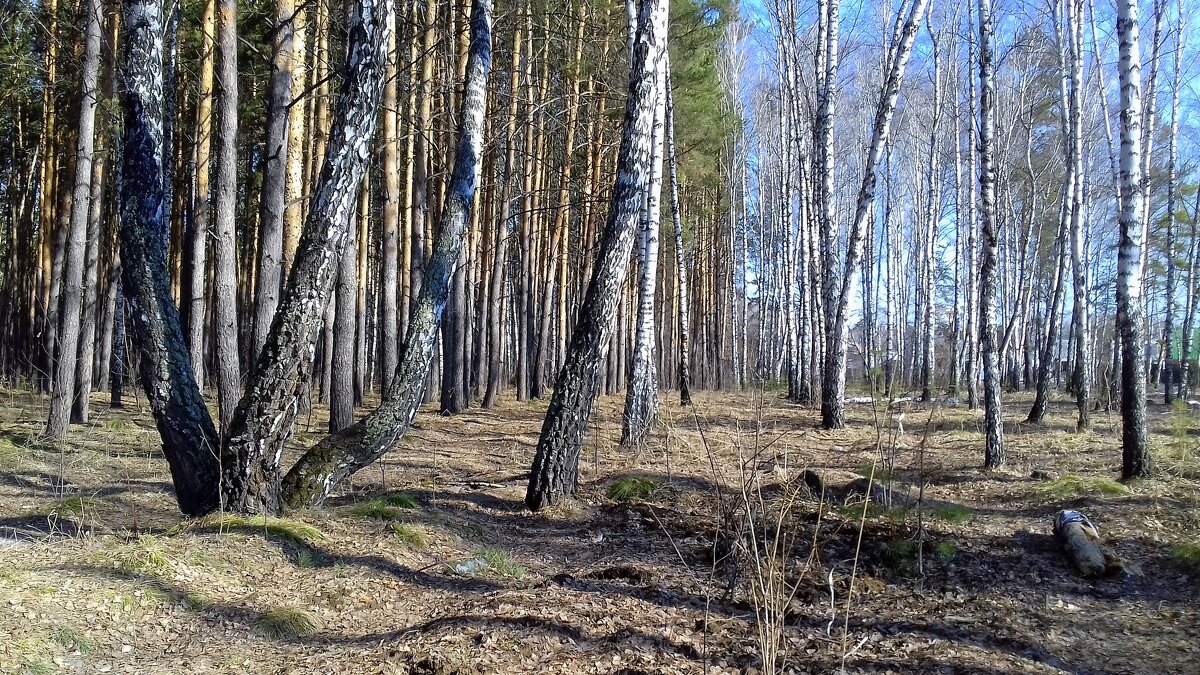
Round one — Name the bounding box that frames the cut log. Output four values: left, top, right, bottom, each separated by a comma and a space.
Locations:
1053, 509, 1107, 577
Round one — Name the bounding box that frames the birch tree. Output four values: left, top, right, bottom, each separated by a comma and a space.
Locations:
282, 0, 492, 508
526, 0, 669, 510
1115, 0, 1152, 479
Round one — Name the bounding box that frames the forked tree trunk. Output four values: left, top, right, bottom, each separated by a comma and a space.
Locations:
116, 0, 222, 515
1115, 0, 1152, 479
525, 0, 668, 511
280, 0, 491, 509
46, 0, 104, 439
219, 0, 394, 514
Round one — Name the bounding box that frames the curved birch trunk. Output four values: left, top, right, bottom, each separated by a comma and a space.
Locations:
116, 0, 222, 515
220, 0, 393, 513
525, 0, 668, 510
279, 0, 491, 509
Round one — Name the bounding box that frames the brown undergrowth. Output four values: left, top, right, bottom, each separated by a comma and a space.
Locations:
1, 385, 1197, 674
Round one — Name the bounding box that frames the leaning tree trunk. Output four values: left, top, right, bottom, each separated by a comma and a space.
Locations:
219, 0, 394, 515
524, 0, 668, 511
46, 0, 104, 439
280, 0, 491, 509
1115, 0, 1152, 479
820, 0, 928, 429
116, 0, 222, 515
665, 71, 692, 406
621, 42, 666, 449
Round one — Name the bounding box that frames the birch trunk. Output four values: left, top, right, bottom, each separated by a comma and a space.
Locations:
820, 0, 928, 429
1115, 0, 1152, 479
621, 41, 667, 449
281, 0, 491, 508
220, 0, 393, 514
117, 0, 222, 515
525, 0, 668, 510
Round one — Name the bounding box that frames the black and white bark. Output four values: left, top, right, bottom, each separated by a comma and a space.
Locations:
978, 0, 1005, 468
525, 0, 668, 511
819, 0, 927, 429
116, 0, 222, 515
46, 0, 104, 439
621, 36, 667, 448
280, 0, 491, 509
1115, 0, 1152, 479
1068, 0, 1090, 429
219, 0, 394, 514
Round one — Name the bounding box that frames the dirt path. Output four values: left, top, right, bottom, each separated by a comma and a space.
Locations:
1, 387, 1197, 674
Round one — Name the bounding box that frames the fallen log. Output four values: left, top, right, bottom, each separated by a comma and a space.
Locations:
1053, 510, 1107, 577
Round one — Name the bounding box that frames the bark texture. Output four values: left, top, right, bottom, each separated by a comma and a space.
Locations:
220, 0, 394, 514
280, 0, 492, 509
117, 0, 222, 515
525, 0, 668, 511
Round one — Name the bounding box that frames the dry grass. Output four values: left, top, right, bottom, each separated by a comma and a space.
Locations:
0, 386, 1197, 674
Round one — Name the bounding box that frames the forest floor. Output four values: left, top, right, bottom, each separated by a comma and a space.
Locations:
1, 384, 1198, 675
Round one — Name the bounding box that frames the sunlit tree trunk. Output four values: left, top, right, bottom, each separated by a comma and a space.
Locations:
1115, 0, 1151, 479
976, 0, 1005, 468
525, 0, 668, 510
220, 0, 393, 513
46, 0, 104, 439
820, 0, 928, 429
621, 28, 666, 448
117, 0, 222, 514
212, 0, 241, 432
281, 0, 491, 508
